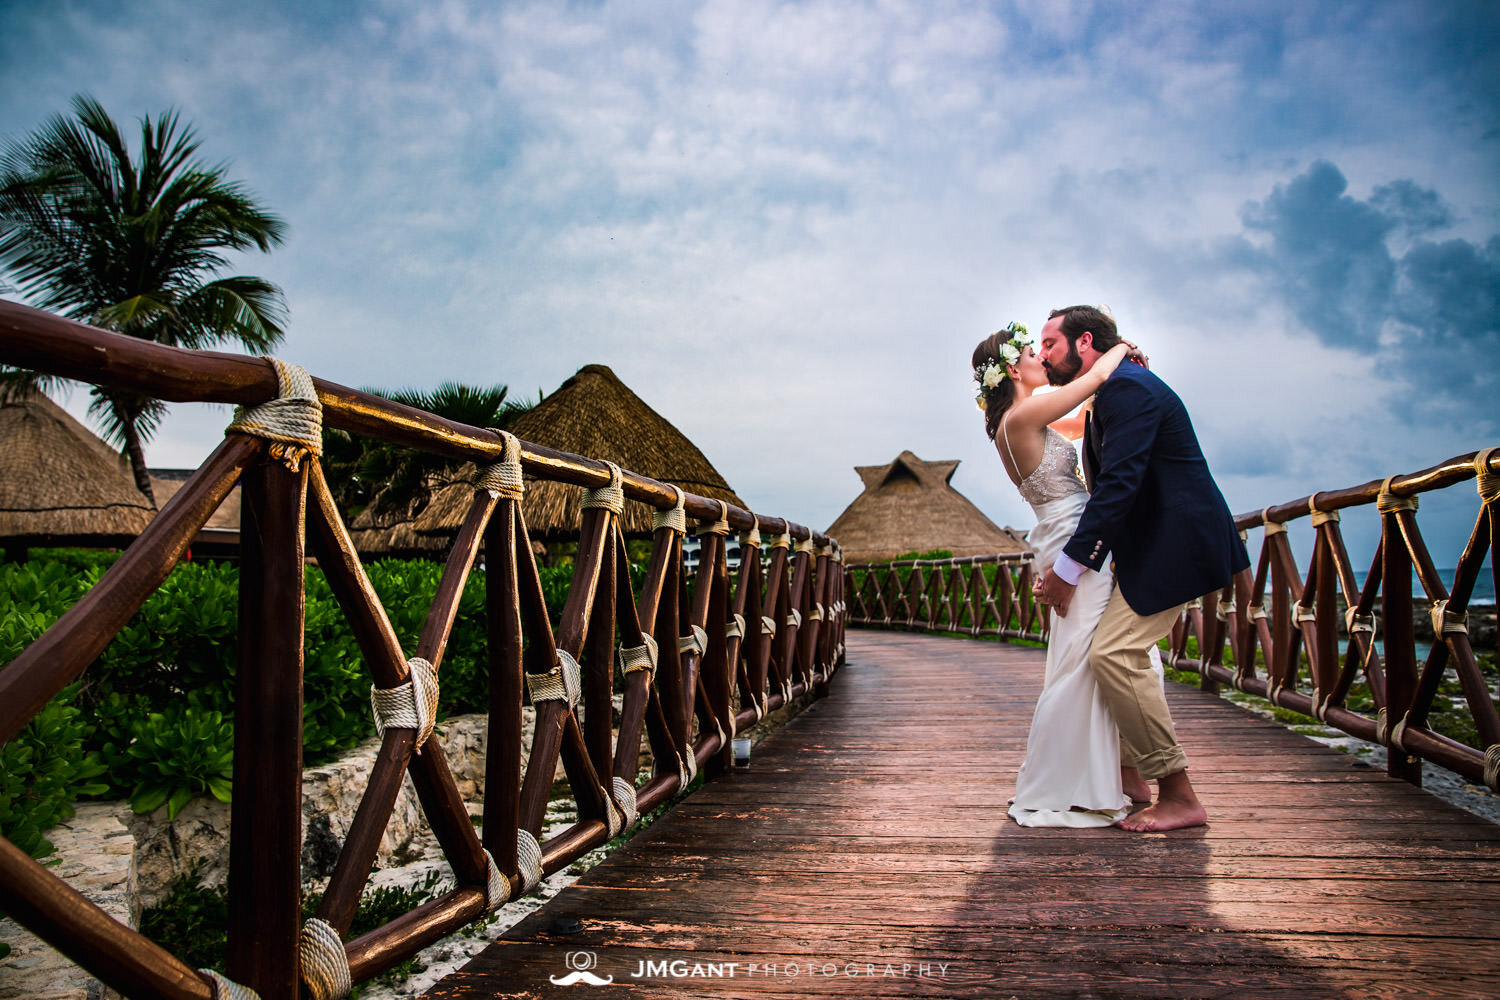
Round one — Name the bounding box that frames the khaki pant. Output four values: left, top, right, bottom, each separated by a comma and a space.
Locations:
1090, 588, 1187, 780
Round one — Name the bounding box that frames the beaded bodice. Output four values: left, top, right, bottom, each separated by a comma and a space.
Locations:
1014, 427, 1088, 506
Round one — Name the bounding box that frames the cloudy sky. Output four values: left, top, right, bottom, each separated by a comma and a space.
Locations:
2, 0, 1496, 568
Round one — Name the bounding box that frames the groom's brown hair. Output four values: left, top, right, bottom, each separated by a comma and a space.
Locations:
1049, 305, 1121, 352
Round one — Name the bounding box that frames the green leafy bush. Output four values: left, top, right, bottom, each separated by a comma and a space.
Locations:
2, 548, 648, 852
105, 697, 235, 819
0, 685, 108, 856
141, 865, 447, 993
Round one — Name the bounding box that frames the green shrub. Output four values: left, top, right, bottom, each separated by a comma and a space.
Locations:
0, 685, 108, 857
96, 562, 240, 707
137, 865, 230, 972
141, 865, 447, 993
2, 549, 652, 849
103, 696, 235, 819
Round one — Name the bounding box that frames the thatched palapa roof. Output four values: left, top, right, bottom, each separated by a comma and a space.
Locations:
149, 469, 241, 531
826, 450, 1027, 564
410, 364, 744, 541
0, 393, 154, 546
349, 504, 455, 560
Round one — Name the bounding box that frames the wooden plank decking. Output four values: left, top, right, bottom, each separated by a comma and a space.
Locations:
426, 631, 1500, 999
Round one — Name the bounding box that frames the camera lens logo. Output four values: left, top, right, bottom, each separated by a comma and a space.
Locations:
549, 950, 614, 986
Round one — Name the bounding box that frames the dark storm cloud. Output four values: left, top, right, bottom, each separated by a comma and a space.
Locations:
1390, 235, 1500, 396
1239, 161, 1498, 432
1240, 161, 1397, 349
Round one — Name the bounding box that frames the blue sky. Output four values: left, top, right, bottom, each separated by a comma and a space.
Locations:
2, 0, 1496, 569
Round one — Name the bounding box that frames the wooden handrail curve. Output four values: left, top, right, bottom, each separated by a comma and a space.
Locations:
0, 299, 846, 999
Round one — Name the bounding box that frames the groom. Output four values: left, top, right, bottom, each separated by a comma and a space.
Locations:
1034, 305, 1249, 832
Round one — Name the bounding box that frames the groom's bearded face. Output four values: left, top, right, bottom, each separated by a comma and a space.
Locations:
1043, 339, 1083, 386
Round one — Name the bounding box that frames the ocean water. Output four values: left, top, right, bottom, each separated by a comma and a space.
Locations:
1350, 565, 1495, 607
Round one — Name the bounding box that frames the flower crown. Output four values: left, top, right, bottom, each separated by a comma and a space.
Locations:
973, 321, 1032, 410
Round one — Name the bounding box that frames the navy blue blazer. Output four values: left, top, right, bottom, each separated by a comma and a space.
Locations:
1063, 362, 1250, 616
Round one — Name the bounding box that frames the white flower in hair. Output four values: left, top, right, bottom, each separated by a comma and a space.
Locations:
972, 320, 1031, 405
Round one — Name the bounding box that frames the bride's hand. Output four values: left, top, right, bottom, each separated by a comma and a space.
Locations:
1122, 339, 1149, 369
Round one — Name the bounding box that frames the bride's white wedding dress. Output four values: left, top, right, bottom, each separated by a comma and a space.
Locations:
1004, 427, 1161, 828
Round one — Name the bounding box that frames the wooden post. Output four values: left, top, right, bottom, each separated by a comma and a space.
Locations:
226, 454, 307, 998
1382, 509, 1421, 786
482, 502, 523, 888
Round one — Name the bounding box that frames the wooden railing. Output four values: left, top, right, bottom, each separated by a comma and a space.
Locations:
0, 299, 845, 1000
1166, 449, 1498, 792
844, 449, 1500, 794
845, 552, 1046, 642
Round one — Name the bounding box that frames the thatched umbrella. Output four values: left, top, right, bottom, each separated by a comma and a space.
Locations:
0, 393, 154, 553
413, 364, 743, 539
826, 450, 1027, 563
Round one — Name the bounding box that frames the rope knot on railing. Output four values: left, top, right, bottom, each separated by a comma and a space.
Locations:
517, 829, 544, 892
475, 429, 525, 499
1296, 605, 1316, 625
1345, 607, 1377, 636
527, 650, 582, 707
1216, 598, 1236, 622
225, 357, 322, 472
794, 536, 816, 554
701, 499, 731, 536
370, 656, 439, 753
1377, 475, 1418, 514
725, 614, 746, 641
786, 608, 803, 630
652, 485, 687, 534
761, 615, 777, 636
199, 970, 260, 1000
482, 849, 511, 912
581, 461, 625, 513
1485, 745, 1500, 792
612, 776, 639, 831
299, 917, 351, 1000
741, 524, 762, 549
1375, 706, 1411, 751
1261, 508, 1286, 536
1309, 495, 1340, 527
618, 634, 659, 677
679, 625, 709, 657
1475, 447, 1500, 503
771, 531, 793, 550
1429, 599, 1468, 637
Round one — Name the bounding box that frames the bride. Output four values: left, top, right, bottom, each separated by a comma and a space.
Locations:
971, 321, 1159, 827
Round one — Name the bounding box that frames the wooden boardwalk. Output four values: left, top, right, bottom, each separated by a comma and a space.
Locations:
426, 631, 1500, 999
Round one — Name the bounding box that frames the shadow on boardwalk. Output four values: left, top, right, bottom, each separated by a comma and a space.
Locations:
427, 631, 1500, 999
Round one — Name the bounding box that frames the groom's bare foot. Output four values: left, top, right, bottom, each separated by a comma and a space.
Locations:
1121, 766, 1152, 803
1114, 771, 1207, 831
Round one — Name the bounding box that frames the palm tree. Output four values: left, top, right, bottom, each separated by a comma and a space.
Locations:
0, 94, 287, 504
